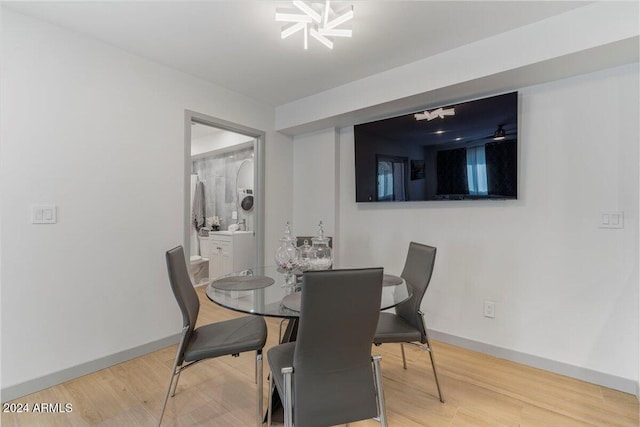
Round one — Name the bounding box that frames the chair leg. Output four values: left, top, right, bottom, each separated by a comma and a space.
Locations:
278, 319, 287, 343
400, 343, 407, 369
267, 370, 273, 427
158, 365, 178, 426
424, 331, 444, 403
170, 370, 182, 397
256, 350, 263, 427
158, 329, 189, 426
418, 311, 444, 403
266, 370, 273, 427
282, 367, 294, 427
255, 351, 259, 385
372, 355, 388, 427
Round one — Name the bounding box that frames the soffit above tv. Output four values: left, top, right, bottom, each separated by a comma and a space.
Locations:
276, 36, 638, 135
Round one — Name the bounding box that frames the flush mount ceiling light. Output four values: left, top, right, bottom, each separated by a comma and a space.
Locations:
276, 1, 354, 50
414, 107, 455, 121
493, 124, 506, 140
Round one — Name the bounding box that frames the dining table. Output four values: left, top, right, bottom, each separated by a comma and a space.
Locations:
205, 265, 411, 423
205, 265, 411, 323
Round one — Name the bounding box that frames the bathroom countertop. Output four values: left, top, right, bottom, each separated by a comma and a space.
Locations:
201, 230, 253, 238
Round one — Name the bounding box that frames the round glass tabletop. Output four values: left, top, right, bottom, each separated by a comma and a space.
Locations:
205, 266, 411, 319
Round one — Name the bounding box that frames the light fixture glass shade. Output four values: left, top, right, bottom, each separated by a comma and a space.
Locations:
310, 27, 334, 49
275, 11, 313, 23
318, 28, 352, 37
324, 7, 353, 29
281, 21, 306, 39
293, 0, 322, 23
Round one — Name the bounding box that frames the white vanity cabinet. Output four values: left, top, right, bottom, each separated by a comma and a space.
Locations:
200, 231, 256, 280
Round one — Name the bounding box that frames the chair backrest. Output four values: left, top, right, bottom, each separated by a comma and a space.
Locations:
166, 246, 200, 363
395, 242, 437, 344
293, 268, 383, 426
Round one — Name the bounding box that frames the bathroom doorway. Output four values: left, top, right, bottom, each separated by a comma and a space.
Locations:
184, 110, 265, 280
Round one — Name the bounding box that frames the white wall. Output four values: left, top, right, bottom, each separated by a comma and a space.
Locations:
337, 65, 638, 390
191, 130, 254, 157
0, 9, 293, 398
292, 128, 339, 241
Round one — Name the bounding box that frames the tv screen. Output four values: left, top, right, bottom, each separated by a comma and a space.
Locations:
354, 92, 518, 202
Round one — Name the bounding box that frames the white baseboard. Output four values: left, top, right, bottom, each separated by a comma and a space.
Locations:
3, 329, 636, 402
428, 329, 637, 395
1, 333, 180, 403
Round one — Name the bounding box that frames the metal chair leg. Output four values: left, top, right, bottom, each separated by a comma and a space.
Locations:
170, 370, 182, 397
255, 351, 259, 385
418, 310, 444, 403
282, 367, 294, 427
158, 365, 178, 426
266, 370, 273, 427
158, 328, 189, 426
423, 331, 444, 403
278, 319, 287, 343
256, 350, 263, 427
400, 343, 407, 369
372, 355, 388, 427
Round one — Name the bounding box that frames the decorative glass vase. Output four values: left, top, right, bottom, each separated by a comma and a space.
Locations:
308, 221, 333, 270
274, 221, 300, 287
283, 272, 297, 293
297, 238, 312, 271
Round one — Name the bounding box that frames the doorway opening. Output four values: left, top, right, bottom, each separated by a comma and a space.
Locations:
184, 110, 265, 283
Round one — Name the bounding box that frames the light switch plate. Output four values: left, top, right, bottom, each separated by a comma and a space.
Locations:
31, 205, 57, 224
599, 211, 623, 229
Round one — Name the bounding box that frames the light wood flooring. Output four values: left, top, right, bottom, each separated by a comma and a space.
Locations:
3, 286, 638, 426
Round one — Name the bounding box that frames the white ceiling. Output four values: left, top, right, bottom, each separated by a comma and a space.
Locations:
3, 1, 590, 106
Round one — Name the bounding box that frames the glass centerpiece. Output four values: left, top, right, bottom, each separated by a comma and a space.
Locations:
297, 238, 312, 271
308, 221, 333, 270
274, 221, 300, 288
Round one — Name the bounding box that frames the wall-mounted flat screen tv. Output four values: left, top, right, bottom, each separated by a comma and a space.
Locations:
354, 92, 518, 202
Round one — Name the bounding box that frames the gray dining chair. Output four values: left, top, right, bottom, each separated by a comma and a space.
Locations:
267, 268, 388, 427
159, 246, 267, 426
275, 235, 334, 342
373, 242, 444, 403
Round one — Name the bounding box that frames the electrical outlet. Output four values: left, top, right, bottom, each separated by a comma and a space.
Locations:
483, 301, 495, 318
599, 211, 624, 229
